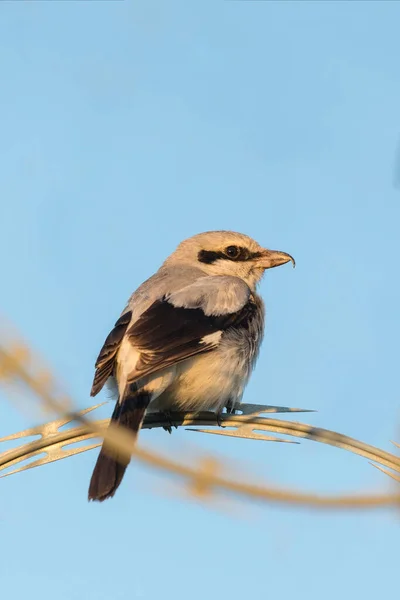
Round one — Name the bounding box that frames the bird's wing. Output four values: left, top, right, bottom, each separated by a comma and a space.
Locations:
91, 311, 132, 396
90, 266, 206, 397
125, 276, 255, 383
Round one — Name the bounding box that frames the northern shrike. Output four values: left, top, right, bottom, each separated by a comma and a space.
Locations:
88, 230, 294, 501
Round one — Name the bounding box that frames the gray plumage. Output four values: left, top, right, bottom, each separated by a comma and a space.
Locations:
88, 230, 294, 501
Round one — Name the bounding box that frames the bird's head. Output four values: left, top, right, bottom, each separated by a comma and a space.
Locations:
163, 230, 295, 290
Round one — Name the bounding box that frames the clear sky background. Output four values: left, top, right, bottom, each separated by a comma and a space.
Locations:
1, 2, 399, 599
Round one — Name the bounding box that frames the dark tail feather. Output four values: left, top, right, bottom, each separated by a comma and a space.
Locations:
88, 393, 150, 502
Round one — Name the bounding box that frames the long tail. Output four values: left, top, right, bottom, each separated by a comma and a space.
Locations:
88, 393, 150, 502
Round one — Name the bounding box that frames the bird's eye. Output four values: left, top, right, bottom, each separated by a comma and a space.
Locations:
225, 245, 240, 258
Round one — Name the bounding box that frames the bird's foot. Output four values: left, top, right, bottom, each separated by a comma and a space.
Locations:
216, 412, 225, 428
225, 402, 238, 415
162, 410, 178, 434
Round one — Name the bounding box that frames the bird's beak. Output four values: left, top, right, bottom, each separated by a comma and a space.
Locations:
256, 249, 296, 270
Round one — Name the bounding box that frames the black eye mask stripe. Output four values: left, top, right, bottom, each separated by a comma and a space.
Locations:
198, 248, 262, 264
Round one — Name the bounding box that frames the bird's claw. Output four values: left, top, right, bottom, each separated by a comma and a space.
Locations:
162, 411, 178, 434
216, 413, 225, 428
225, 402, 238, 415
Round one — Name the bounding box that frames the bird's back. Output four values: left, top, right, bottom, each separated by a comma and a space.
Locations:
122, 264, 208, 323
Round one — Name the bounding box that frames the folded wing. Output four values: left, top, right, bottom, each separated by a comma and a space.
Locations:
91, 276, 255, 394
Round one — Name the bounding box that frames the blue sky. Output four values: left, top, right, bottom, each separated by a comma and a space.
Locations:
1, 1, 400, 599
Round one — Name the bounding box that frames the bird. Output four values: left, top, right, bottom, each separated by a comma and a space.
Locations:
88, 230, 294, 501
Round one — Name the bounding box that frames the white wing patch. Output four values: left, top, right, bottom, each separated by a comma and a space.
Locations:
200, 331, 223, 346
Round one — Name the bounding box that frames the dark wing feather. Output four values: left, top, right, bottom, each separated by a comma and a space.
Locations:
90, 311, 132, 396
126, 297, 257, 381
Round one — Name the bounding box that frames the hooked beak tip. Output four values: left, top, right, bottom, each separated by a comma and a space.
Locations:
258, 250, 295, 270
